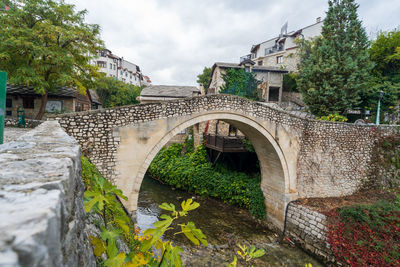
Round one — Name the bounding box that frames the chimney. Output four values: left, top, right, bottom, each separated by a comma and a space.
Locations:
199, 84, 205, 95
316, 17, 321, 23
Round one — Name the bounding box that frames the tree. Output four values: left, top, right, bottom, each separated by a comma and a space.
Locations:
95, 77, 141, 108
220, 68, 260, 100
297, 0, 372, 116
370, 29, 400, 79
196, 66, 212, 91
361, 29, 400, 120
0, 0, 103, 119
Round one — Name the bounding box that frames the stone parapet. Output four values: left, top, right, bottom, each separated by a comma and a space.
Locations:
0, 121, 95, 266
4, 117, 43, 128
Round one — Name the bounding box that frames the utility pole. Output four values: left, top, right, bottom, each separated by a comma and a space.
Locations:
0, 72, 7, 144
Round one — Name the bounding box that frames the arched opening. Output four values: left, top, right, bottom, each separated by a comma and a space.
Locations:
114, 112, 292, 229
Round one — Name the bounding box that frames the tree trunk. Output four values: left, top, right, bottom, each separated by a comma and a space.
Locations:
35, 92, 48, 120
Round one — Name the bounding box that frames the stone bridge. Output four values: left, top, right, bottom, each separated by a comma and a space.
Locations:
52, 94, 393, 229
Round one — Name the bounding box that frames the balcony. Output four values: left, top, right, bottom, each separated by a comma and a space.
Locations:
204, 134, 248, 153
240, 54, 255, 63
265, 45, 284, 55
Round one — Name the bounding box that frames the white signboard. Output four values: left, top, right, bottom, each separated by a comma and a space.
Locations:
46, 100, 62, 112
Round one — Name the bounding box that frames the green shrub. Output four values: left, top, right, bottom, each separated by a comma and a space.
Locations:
148, 144, 266, 219
317, 113, 348, 122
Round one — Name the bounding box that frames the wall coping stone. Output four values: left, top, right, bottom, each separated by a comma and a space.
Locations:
0, 121, 95, 266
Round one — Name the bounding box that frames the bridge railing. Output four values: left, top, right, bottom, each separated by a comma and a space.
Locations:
204, 134, 247, 153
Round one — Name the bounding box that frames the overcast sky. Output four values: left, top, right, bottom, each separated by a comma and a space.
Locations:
67, 0, 400, 86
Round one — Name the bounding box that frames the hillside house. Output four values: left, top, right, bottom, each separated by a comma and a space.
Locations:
241, 18, 323, 72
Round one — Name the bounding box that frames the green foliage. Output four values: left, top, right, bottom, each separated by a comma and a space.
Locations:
227, 244, 266, 267
358, 77, 399, 117
183, 127, 194, 154
363, 29, 400, 119
95, 76, 142, 108
339, 199, 400, 228
196, 66, 212, 91
82, 156, 207, 267
241, 138, 255, 153
316, 113, 348, 122
0, 0, 104, 119
297, 0, 372, 117
282, 73, 298, 92
370, 29, 400, 79
148, 144, 266, 219
220, 68, 261, 101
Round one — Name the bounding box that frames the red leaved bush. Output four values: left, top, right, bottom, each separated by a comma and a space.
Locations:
327, 204, 400, 267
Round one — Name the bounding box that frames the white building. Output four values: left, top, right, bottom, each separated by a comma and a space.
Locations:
240, 18, 323, 72
92, 49, 147, 86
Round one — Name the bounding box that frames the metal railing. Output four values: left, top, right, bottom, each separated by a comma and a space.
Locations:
204, 134, 247, 152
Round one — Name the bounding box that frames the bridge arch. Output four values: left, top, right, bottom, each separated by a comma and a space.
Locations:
114, 111, 296, 229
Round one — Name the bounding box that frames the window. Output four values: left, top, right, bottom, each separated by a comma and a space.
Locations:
6, 98, 12, 108
23, 97, 34, 109
125, 72, 128, 77
110, 63, 112, 69
6, 110, 12, 116
97, 61, 106, 68
258, 61, 263, 66
277, 56, 283, 64
114, 64, 116, 70
120, 70, 123, 75
245, 66, 250, 72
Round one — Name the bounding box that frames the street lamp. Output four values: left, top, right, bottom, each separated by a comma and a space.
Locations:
376, 90, 384, 125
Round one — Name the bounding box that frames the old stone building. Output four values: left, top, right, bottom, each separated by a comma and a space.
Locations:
208, 60, 288, 103
241, 18, 323, 72
5, 84, 99, 119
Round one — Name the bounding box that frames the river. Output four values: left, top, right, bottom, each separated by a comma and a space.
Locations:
137, 175, 323, 267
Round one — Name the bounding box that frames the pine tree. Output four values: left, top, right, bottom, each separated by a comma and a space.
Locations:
297, 0, 372, 116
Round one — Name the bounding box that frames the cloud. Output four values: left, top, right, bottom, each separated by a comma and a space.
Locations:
67, 0, 400, 86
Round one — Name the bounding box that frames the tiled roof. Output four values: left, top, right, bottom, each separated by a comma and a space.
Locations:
6, 84, 76, 97
213, 62, 288, 73
214, 62, 242, 69
140, 85, 200, 98
89, 89, 102, 104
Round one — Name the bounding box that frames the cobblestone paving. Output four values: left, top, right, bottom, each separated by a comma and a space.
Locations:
3, 127, 31, 143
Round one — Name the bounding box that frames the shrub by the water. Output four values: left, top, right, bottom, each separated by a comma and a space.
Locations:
148, 144, 266, 219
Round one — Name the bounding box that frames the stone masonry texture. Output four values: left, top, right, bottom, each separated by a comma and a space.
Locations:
0, 121, 95, 267
50, 94, 397, 199
286, 203, 335, 264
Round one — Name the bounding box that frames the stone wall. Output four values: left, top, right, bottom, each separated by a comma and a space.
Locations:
0, 121, 95, 266
4, 117, 43, 128
50, 94, 397, 200
286, 203, 335, 264
282, 91, 304, 107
